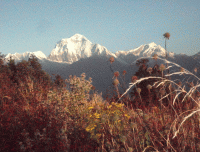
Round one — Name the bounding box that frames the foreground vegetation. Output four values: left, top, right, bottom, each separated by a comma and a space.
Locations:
0, 52, 200, 151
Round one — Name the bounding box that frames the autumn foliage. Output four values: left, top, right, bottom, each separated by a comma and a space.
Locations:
0, 53, 200, 151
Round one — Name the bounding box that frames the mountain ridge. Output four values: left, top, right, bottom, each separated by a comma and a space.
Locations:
3, 34, 200, 98
5, 33, 177, 64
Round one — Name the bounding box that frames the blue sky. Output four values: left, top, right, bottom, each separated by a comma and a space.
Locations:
0, 0, 199, 56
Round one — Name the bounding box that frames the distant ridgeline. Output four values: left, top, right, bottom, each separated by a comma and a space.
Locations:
4, 34, 200, 98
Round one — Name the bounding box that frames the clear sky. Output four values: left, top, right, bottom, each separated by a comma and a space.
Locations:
0, 0, 199, 57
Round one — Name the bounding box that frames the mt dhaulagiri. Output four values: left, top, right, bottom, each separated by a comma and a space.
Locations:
47, 34, 122, 64
4, 34, 200, 97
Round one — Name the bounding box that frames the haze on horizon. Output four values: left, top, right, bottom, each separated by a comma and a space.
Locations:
0, 0, 200, 57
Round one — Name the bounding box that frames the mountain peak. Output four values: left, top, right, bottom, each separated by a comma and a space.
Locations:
5, 51, 47, 63
71, 33, 85, 38
115, 42, 173, 60
148, 42, 157, 47
48, 34, 118, 64
69, 33, 88, 42
48, 34, 93, 63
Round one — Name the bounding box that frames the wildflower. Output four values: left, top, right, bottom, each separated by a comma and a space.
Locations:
147, 67, 152, 74
142, 64, 147, 70
108, 105, 112, 109
120, 135, 126, 143
113, 114, 119, 122
91, 85, 95, 90
94, 113, 101, 119
96, 134, 101, 138
109, 56, 115, 64
101, 117, 106, 123
43, 128, 46, 132
89, 77, 92, 82
131, 76, 138, 82
81, 73, 86, 78
147, 84, 152, 90
163, 32, 170, 39
88, 107, 94, 110
159, 64, 166, 71
136, 88, 141, 94
124, 114, 130, 119
194, 67, 198, 73
130, 122, 137, 129
113, 71, 120, 78
178, 81, 182, 87
160, 89, 165, 96
94, 105, 100, 110
122, 70, 127, 75
86, 124, 97, 132
111, 102, 115, 105
188, 82, 194, 88
113, 78, 119, 86
180, 67, 185, 72
115, 103, 124, 108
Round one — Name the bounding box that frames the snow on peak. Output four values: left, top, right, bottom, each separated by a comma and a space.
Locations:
48, 34, 116, 63
70, 33, 88, 41
31, 51, 47, 59
148, 42, 157, 47
115, 42, 174, 59
5, 51, 47, 63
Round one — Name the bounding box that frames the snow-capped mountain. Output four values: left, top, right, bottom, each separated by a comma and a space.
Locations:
115, 42, 175, 64
116, 42, 174, 57
4, 34, 200, 98
5, 34, 176, 66
5, 51, 47, 63
48, 34, 118, 64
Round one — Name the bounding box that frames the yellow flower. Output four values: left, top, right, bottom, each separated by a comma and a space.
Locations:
94, 113, 101, 119
96, 133, 101, 138
124, 114, 130, 119
108, 105, 112, 109
86, 124, 97, 132
118, 120, 121, 123
88, 107, 94, 110
116, 103, 124, 108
